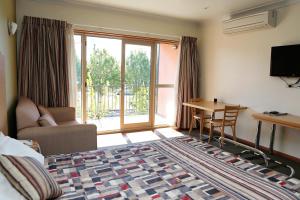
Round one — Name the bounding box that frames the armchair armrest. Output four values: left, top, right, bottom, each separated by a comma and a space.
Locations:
17, 124, 97, 156
47, 107, 76, 123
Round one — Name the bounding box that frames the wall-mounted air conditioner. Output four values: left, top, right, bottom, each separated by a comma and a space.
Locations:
223, 10, 277, 34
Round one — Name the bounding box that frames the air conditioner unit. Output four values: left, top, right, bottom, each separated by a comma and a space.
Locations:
223, 10, 276, 34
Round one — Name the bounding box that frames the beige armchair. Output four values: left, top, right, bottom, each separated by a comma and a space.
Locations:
16, 97, 97, 156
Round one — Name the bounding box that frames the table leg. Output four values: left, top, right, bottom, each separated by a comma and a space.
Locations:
200, 110, 204, 140
255, 121, 262, 149
211, 112, 215, 120
269, 124, 276, 154
189, 108, 196, 134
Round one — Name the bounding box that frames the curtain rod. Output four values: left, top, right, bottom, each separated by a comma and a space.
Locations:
73, 23, 181, 41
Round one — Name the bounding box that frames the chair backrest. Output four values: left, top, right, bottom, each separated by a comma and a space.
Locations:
223, 105, 240, 126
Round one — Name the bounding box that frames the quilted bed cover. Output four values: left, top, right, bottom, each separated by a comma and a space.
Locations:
45, 136, 300, 200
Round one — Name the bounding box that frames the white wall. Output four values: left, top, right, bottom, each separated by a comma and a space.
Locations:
199, 3, 300, 158
16, 0, 199, 40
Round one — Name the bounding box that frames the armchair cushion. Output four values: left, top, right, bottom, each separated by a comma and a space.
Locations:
16, 97, 40, 131
37, 105, 53, 117
38, 114, 57, 127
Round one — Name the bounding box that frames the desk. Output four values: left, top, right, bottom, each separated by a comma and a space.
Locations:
252, 113, 300, 154
183, 100, 246, 136
183, 100, 230, 113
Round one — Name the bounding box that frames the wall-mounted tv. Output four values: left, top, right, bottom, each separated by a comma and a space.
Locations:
270, 44, 300, 77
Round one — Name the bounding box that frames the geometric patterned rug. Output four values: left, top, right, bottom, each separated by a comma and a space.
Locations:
45, 136, 300, 200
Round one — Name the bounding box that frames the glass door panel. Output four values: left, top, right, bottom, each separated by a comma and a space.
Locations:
77, 34, 157, 133
122, 42, 153, 127
74, 35, 82, 122
86, 36, 122, 131
155, 43, 179, 126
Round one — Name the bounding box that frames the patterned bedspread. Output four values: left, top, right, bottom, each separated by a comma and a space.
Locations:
45, 136, 300, 200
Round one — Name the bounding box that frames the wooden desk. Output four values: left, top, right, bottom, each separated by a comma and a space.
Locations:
183, 100, 246, 136
183, 100, 247, 113
252, 113, 300, 154
183, 100, 229, 112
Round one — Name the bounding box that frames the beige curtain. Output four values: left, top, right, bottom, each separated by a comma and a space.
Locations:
175, 36, 201, 129
66, 24, 77, 107
18, 16, 70, 107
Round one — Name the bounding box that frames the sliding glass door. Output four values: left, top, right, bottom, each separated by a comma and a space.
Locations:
74, 32, 178, 133
75, 35, 155, 132
121, 41, 154, 129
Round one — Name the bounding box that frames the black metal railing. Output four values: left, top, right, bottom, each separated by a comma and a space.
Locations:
85, 85, 149, 119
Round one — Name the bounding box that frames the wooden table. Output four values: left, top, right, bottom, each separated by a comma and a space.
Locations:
183, 100, 232, 113
183, 100, 246, 136
252, 113, 300, 154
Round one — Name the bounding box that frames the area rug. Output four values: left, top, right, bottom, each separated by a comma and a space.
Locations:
45, 136, 300, 199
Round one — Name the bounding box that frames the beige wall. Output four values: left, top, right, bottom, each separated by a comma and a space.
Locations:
16, 0, 199, 39
199, 4, 300, 158
0, 0, 17, 136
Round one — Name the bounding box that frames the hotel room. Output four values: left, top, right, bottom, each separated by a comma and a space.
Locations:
1, 0, 300, 199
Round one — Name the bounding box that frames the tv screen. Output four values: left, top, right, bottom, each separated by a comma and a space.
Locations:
270, 44, 300, 77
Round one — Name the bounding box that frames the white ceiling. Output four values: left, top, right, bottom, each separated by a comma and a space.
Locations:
60, 0, 289, 22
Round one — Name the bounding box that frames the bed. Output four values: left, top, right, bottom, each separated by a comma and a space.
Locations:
45, 136, 300, 200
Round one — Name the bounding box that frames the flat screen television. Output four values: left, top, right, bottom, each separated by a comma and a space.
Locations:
270, 44, 300, 77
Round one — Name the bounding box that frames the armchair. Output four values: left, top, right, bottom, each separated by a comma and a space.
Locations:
16, 97, 97, 156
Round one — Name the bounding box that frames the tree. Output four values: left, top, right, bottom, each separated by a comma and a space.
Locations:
89, 48, 120, 93
125, 51, 150, 114
83, 48, 151, 118
87, 48, 120, 119
125, 51, 150, 86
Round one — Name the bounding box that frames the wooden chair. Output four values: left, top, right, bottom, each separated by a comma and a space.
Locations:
188, 98, 211, 140
208, 105, 240, 144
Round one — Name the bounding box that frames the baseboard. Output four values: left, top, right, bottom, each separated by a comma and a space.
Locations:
185, 127, 300, 164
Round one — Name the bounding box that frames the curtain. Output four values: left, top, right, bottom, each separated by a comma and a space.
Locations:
175, 36, 201, 129
66, 24, 77, 107
18, 16, 70, 107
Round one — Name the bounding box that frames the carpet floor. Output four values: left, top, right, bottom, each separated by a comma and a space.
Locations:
186, 129, 300, 179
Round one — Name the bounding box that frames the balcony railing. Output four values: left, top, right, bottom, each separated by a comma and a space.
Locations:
84, 85, 150, 120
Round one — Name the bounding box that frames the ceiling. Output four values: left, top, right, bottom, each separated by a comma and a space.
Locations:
59, 0, 289, 22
